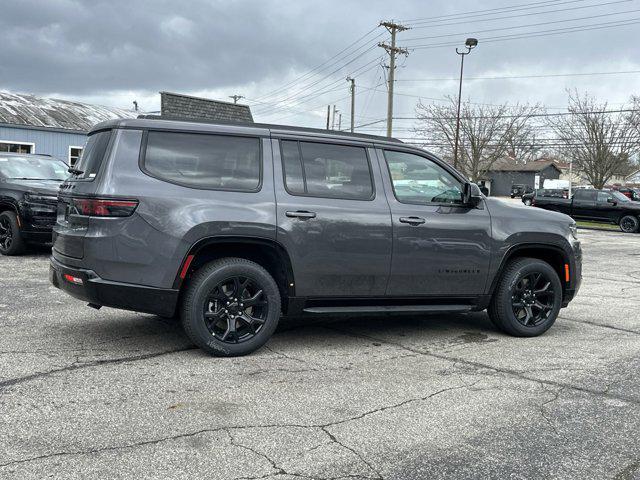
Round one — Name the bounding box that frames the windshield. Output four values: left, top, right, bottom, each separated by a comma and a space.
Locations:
0, 156, 68, 180
612, 191, 630, 202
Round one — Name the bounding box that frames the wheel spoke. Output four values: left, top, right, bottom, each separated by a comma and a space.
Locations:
523, 306, 534, 325
534, 282, 551, 294
243, 289, 265, 308
220, 318, 237, 342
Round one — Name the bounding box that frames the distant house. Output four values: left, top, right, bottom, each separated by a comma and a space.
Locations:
0, 91, 254, 166
481, 158, 562, 196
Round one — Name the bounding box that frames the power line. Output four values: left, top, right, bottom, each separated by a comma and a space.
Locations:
405, 0, 632, 29
252, 27, 382, 102
395, 69, 640, 82
409, 18, 640, 50
402, 7, 640, 42
252, 50, 381, 115
401, 0, 594, 24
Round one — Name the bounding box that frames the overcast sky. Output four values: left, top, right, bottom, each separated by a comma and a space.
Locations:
1, 0, 639, 138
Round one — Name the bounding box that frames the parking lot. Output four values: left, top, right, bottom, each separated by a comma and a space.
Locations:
0, 228, 638, 479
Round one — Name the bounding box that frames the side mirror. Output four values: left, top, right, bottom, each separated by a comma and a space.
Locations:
463, 182, 483, 207
607, 198, 617, 205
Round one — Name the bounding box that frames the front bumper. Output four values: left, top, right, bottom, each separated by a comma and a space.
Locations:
562, 240, 582, 307
49, 256, 179, 317
19, 202, 57, 244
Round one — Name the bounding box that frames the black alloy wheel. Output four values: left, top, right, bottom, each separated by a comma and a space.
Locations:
488, 257, 562, 337
204, 276, 268, 343
181, 257, 281, 357
0, 211, 25, 255
619, 215, 639, 233
0, 216, 13, 252
510, 272, 555, 327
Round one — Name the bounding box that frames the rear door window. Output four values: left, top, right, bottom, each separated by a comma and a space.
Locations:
74, 130, 112, 179
143, 131, 261, 191
280, 140, 374, 200
574, 190, 597, 201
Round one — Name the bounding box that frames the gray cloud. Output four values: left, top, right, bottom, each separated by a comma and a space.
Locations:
0, 0, 638, 128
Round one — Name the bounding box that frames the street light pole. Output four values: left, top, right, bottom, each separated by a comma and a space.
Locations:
453, 38, 478, 170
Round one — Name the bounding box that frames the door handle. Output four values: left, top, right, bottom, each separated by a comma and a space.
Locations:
399, 216, 426, 226
286, 210, 317, 219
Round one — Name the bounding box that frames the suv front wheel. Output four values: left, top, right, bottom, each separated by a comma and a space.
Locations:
0, 211, 25, 256
181, 257, 281, 356
488, 258, 562, 337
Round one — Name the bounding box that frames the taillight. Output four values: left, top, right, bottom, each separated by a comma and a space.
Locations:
71, 198, 138, 217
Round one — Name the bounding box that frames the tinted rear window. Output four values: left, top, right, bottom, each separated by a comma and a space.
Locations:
74, 130, 112, 179
573, 190, 596, 201
143, 131, 261, 191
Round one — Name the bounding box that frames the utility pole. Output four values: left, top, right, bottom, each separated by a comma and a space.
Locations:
331, 105, 339, 130
346, 77, 355, 132
338, 113, 342, 131
379, 21, 409, 138
326, 105, 331, 130
453, 38, 478, 169
229, 95, 244, 104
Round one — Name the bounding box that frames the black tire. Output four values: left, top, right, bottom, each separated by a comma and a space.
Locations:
181, 257, 281, 357
488, 257, 562, 337
0, 211, 26, 256
619, 215, 639, 234
523, 199, 532, 206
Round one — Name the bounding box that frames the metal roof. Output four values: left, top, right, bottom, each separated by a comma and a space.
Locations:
490, 158, 562, 173
94, 117, 406, 147
0, 91, 138, 133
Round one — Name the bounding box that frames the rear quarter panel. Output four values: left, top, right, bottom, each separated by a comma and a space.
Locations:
81, 128, 276, 289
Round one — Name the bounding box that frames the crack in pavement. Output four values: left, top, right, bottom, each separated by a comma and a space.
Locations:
0, 382, 475, 470
558, 315, 640, 335
322, 326, 640, 406
0, 345, 196, 391
537, 385, 565, 436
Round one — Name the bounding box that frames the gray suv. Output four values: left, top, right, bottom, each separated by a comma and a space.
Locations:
50, 118, 582, 356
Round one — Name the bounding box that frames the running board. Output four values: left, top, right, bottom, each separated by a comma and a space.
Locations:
302, 305, 473, 314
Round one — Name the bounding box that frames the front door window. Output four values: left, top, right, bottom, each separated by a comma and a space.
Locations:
384, 150, 463, 205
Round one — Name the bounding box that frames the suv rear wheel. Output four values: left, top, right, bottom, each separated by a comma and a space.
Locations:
181, 257, 281, 356
0, 211, 25, 256
488, 258, 562, 337
619, 215, 639, 233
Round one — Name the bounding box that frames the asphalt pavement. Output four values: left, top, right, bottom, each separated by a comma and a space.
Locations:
0, 229, 639, 479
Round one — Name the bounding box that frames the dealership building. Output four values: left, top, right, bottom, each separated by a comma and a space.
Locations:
0, 91, 253, 166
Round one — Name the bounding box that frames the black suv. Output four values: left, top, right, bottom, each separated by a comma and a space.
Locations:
50, 119, 582, 356
0, 153, 68, 255
510, 184, 533, 198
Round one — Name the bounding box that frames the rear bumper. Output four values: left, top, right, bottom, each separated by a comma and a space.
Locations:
49, 256, 179, 317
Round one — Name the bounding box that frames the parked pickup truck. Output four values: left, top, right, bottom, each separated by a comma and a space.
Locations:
531, 188, 640, 233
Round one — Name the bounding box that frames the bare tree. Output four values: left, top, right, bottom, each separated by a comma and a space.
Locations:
413, 97, 540, 182
548, 91, 640, 189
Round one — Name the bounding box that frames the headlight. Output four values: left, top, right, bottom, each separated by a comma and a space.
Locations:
569, 224, 579, 240
24, 193, 58, 203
